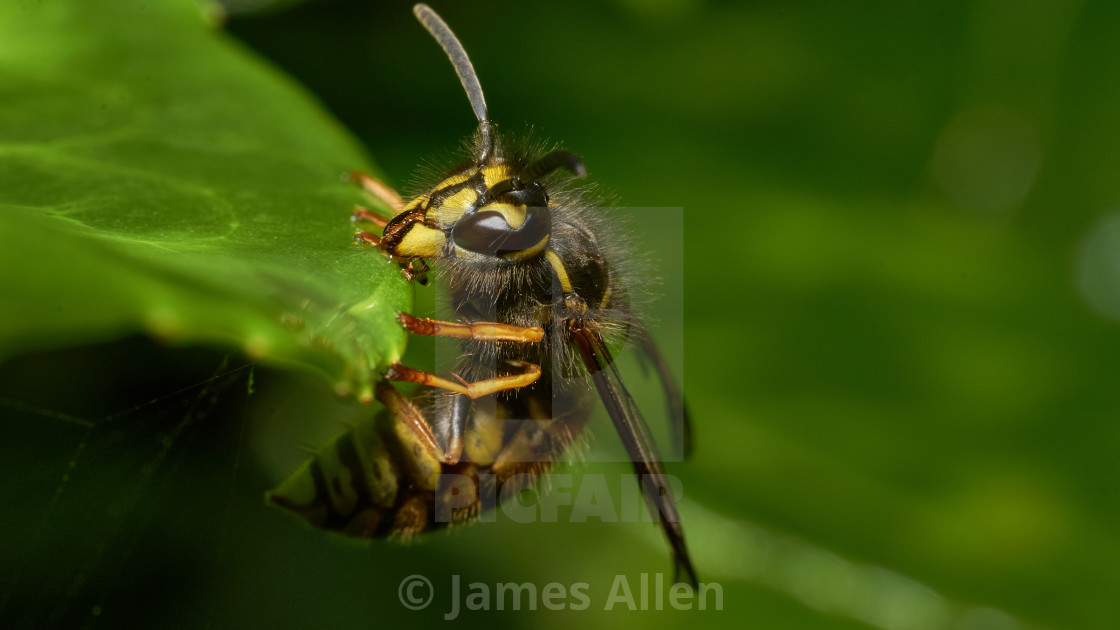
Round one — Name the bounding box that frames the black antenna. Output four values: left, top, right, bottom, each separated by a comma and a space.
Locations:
519, 151, 587, 183
413, 4, 494, 162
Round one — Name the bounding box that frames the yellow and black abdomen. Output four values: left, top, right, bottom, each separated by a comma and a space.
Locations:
266, 388, 588, 538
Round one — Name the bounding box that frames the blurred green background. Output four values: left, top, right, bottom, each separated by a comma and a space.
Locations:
4, 0, 1120, 628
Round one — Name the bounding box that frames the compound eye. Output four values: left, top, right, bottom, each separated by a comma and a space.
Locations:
451, 206, 551, 256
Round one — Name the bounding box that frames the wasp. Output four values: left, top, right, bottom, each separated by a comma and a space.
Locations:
268, 4, 697, 585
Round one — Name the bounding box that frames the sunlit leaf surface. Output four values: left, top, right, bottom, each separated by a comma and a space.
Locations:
0, 0, 410, 395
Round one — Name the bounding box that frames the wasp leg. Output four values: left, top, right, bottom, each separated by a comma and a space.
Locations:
401, 258, 430, 285
354, 230, 381, 247
351, 205, 390, 229
349, 171, 405, 212
386, 361, 541, 399
375, 380, 447, 465
398, 312, 544, 343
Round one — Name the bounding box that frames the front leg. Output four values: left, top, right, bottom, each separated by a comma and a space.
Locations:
387, 311, 545, 398
351, 206, 390, 229
401, 258, 430, 285
386, 313, 545, 464
375, 380, 445, 464
385, 361, 541, 399
398, 312, 544, 343
349, 171, 404, 213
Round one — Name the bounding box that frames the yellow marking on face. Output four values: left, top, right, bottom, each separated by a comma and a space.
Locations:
396, 194, 429, 219
482, 202, 527, 228
482, 164, 515, 188
396, 224, 447, 258
599, 286, 611, 309
451, 244, 481, 260
427, 188, 477, 226
502, 233, 550, 260
435, 172, 471, 190
546, 250, 573, 294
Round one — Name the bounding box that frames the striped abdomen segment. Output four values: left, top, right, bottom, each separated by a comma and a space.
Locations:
267, 393, 587, 538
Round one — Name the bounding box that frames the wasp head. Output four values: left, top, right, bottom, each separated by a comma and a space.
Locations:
378, 150, 585, 268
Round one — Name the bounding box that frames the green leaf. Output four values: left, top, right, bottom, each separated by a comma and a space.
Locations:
0, 0, 411, 398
